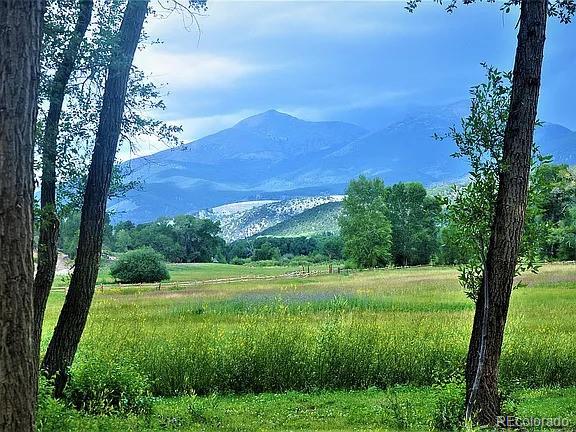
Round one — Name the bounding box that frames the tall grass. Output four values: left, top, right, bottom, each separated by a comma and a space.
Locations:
42, 264, 576, 399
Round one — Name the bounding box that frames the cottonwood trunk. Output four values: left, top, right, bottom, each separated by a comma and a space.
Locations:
41, 0, 149, 397
0, 0, 44, 430
464, 0, 548, 425
34, 0, 94, 359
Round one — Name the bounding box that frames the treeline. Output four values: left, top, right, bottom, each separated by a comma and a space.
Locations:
59, 163, 575, 268
59, 214, 225, 263
340, 164, 576, 269
225, 234, 344, 265
339, 178, 441, 268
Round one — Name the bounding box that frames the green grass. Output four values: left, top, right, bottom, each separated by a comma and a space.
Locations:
38, 387, 576, 431
51, 262, 329, 289
40, 263, 576, 430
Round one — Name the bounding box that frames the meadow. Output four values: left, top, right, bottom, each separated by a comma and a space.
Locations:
39, 263, 576, 431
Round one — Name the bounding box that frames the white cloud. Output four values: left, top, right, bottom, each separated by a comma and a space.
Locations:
133, 49, 269, 90
169, 109, 259, 141
117, 109, 260, 161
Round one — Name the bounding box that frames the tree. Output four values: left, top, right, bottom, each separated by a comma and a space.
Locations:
110, 248, 169, 283
464, 2, 549, 423
34, 0, 181, 356
42, 0, 151, 397
34, 0, 94, 359
442, 64, 547, 423
530, 164, 576, 259
339, 176, 392, 268
320, 235, 344, 261
131, 221, 183, 262
0, 1, 43, 429
253, 241, 281, 261
172, 215, 225, 262
408, 0, 574, 424
386, 182, 441, 266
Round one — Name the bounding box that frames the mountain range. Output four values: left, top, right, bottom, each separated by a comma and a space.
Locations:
111, 103, 576, 226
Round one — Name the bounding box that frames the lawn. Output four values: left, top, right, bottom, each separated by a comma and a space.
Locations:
51, 262, 331, 289
40, 263, 576, 431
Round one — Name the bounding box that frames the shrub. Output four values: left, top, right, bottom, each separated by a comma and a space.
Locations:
110, 248, 169, 283
66, 358, 152, 415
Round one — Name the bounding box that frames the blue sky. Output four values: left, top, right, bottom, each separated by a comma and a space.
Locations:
125, 0, 576, 159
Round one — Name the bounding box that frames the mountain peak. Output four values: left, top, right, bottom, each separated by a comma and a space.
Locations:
234, 109, 300, 129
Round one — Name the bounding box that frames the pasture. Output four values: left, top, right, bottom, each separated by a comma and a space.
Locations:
39, 263, 576, 431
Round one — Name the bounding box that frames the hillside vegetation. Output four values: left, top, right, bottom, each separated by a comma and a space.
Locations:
259, 201, 342, 237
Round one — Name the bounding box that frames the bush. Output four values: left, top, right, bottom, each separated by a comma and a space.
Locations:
110, 248, 169, 283
66, 359, 152, 415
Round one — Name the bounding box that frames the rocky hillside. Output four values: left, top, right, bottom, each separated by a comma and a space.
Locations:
197, 196, 344, 242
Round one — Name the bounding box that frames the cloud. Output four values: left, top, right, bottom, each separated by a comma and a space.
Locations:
134, 49, 270, 90
274, 88, 415, 121
117, 109, 261, 161
169, 109, 260, 141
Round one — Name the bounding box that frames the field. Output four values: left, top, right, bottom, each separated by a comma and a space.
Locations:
39, 263, 576, 431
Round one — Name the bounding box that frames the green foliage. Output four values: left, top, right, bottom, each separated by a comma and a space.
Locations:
441, 66, 543, 300
65, 357, 152, 415
41, 263, 576, 425
433, 382, 465, 431
110, 248, 169, 283
105, 216, 225, 263
37, 375, 78, 432
530, 164, 576, 261
172, 215, 226, 262
386, 182, 441, 266
41, 1, 183, 216
259, 201, 342, 237
320, 235, 345, 260
252, 241, 281, 261
59, 211, 114, 259
226, 234, 343, 264
381, 390, 417, 430
35, 386, 576, 432
339, 176, 392, 268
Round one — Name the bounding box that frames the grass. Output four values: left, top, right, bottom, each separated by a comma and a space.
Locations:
40, 262, 576, 430
51, 262, 330, 289
38, 387, 576, 431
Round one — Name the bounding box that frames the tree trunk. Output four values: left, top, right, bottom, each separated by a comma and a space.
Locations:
34, 0, 94, 360
464, 0, 548, 425
0, 0, 44, 430
41, 0, 149, 397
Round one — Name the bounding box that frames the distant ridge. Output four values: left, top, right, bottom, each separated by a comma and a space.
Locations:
110, 105, 576, 224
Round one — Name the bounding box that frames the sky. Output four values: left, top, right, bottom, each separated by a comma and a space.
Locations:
122, 0, 576, 160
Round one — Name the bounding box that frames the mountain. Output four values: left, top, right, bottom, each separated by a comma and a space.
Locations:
111, 110, 364, 223
258, 201, 342, 238
111, 105, 576, 224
